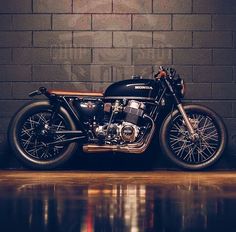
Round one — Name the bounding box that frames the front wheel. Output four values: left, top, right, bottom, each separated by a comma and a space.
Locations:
159, 104, 227, 170
8, 101, 78, 170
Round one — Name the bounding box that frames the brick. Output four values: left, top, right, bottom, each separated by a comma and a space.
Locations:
193, 32, 233, 48
74, 0, 112, 13
154, 0, 192, 13
93, 14, 131, 30
13, 15, 51, 30
0, 118, 10, 133
92, 82, 110, 92
72, 65, 112, 82
113, 0, 152, 13
73, 32, 112, 48
173, 49, 212, 65
53, 14, 91, 30
234, 66, 236, 81
234, 33, 236, 48
0, 65, 31, 81
52, 48, 91, 64
0, 0, 31, 13
33, 32, 72, 47
113, 65, 152, 81
52, 82, 92, 92
193, 66, 233, 83
154, 65, 193, 83
0, 49, 11, 64
193, 0, 236, 14
0, 133, 7, 151
0, 83, 12, 99
213, 49, 236, 65
93, 48, 131, 65
0, 32, 31, 47
33, 0, 71, 13
133, 49, 172, 65
194, 101, 232, 118
173, 15, 211, 30
12, 82, 52, 99
184, 83, 211, 100
0, 15, 12, 30
13, 48, 51, 64
213, 15, 236, 31
33, 65, 71, 81
133, 15, 171, 30
175, 66, 193, 83
153, 32, 192, 48
113, 32, 152, 48
0, 100, 28, 117
212, 83, 236, 99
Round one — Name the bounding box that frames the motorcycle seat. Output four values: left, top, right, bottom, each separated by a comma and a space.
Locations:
48, 89, 103, 97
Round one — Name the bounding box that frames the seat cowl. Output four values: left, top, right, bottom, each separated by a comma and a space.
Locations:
48, 89, 103, 97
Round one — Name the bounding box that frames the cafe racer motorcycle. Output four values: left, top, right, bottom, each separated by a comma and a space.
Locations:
8, 67, 227, 170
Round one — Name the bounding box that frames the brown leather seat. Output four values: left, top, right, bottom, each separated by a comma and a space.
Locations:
48, 89, 103, 97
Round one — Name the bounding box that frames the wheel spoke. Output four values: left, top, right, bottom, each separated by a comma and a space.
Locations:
168, 112, 220, 165
19, 111, 68, 161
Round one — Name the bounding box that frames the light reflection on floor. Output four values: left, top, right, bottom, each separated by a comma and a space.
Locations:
0, 171, 236, 232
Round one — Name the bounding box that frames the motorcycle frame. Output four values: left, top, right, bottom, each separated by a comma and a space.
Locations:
30, 75, 195, 147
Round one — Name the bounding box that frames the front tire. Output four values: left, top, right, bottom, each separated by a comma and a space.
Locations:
159, 104, 227, 170
8, 101, 78, 170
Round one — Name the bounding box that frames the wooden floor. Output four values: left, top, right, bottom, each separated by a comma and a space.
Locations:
0, 171, 236, 232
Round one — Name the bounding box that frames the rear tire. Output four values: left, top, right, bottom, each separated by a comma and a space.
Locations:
159, 104, 227, 170
8, 101, 78, 170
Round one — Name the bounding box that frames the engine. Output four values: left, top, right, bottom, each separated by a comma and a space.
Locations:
94, 100, 145, 144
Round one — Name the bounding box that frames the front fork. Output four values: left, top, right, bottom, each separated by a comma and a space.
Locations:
176, 104, 198, 139
164, 78, 197, 140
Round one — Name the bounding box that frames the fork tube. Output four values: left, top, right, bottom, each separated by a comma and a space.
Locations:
164, 78, 195, 135
177, 104, 195, 135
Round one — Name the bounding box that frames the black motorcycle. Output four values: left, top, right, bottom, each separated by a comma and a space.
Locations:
8, 66, 227, 170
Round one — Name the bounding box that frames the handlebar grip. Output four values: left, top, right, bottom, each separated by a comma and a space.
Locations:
155, 70, 167, 79
159, 71, 167, 77
28, 87, 48, 97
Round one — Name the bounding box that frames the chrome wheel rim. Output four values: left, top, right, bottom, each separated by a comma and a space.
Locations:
19, 111, 67, 161
168, 113, 220, 165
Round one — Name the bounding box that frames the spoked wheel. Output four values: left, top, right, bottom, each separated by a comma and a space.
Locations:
160, 104, 227, 170
20, 111, 67, 161
8, 101, 78, 169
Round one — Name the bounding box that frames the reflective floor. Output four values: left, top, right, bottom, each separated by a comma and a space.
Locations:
0, 171, 236, 232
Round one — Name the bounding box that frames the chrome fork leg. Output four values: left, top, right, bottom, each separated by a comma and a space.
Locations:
177, 104, 195, 136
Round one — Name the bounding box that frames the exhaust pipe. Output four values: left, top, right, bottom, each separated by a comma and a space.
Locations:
83, 115, 155, 154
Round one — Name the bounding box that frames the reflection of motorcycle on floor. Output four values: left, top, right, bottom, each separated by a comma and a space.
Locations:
2, 166, 236, 232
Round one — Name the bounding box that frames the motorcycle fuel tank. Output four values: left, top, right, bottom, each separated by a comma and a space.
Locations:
104, 79, 159, 100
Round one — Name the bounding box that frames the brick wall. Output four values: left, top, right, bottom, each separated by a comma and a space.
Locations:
0, 0, 236, 168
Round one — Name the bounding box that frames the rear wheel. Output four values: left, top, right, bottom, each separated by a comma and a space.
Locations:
8, 101, 78, 169
160, 104, 227, 170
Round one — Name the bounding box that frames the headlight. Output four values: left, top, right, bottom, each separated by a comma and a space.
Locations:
173, 76, 185, 98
